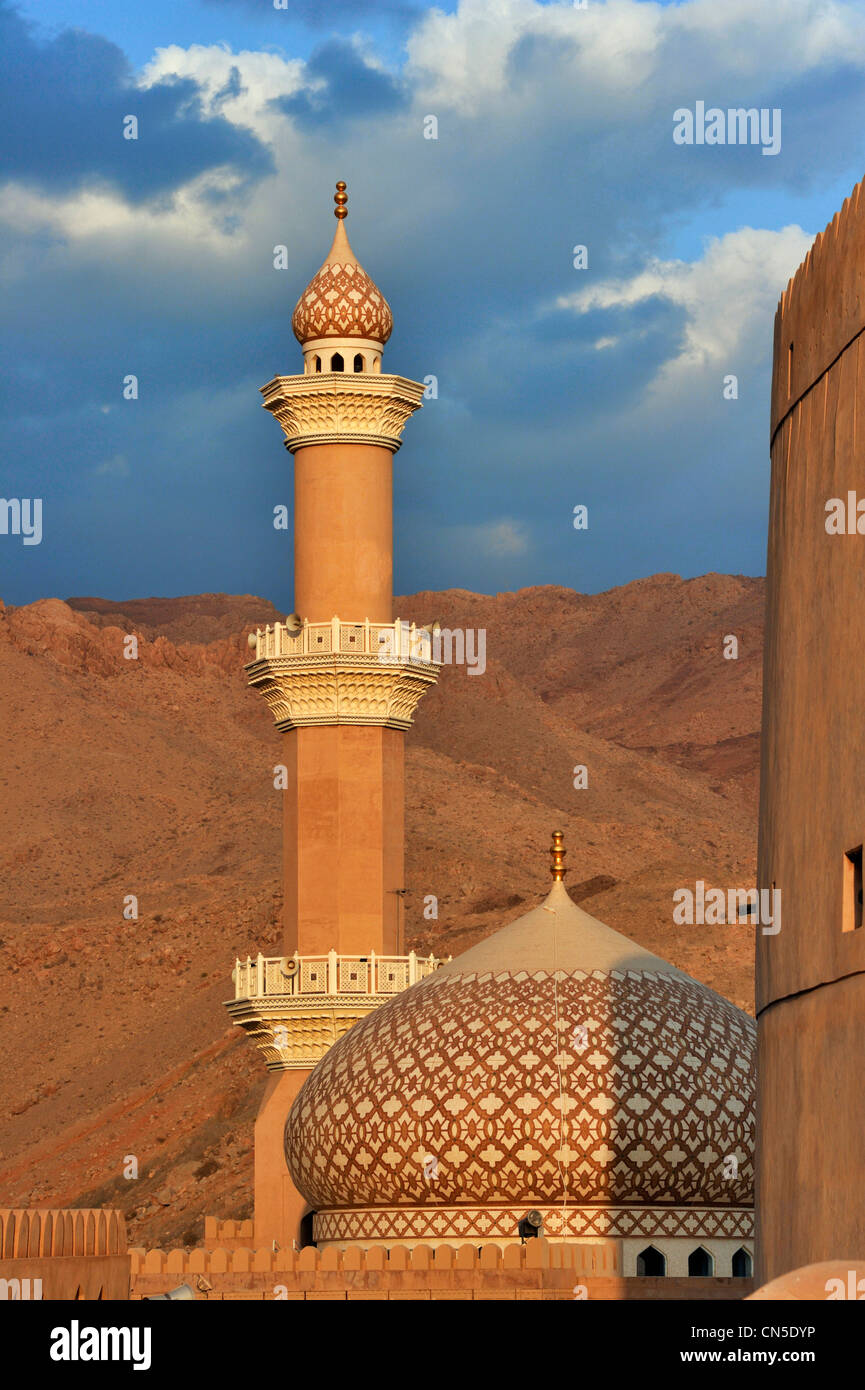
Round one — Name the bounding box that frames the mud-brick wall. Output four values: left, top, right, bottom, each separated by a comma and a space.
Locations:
0, 1207, 129, 1300
130, 1239, 751, 1301
758, 172, 865, 1283
203, 1217, 254, 1251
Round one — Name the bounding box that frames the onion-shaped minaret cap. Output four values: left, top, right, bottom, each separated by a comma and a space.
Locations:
291, 181, 393, 345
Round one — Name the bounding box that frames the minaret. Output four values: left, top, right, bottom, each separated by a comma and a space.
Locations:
227, 183, 441, 1249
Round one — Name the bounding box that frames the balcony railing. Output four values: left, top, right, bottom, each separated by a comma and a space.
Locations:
248, 617, 438, 664
232, 950, 445, 1001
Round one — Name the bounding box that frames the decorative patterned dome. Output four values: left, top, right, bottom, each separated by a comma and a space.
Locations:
284, 879, 756, 1244
291, 183, 393, 346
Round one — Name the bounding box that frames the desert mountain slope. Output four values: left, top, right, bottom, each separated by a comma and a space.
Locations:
0, 577, 763, 1247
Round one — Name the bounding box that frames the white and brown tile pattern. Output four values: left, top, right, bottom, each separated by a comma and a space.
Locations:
292, 258, 392, 344
285, 968, 755, 1217
312, 1203, 754, 1244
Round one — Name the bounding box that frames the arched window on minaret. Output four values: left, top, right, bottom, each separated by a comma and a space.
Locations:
314, 355, 321, 373
331, 352, 344, 372
353, 353, 364, 372
636, 1245, 666, 1276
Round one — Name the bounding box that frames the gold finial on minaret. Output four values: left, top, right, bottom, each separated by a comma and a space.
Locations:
334, 180, 348, 219
550, 830, 566, 881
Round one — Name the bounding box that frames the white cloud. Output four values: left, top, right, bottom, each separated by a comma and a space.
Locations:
139, 43, 305, 142
407, 0, 865, 114
1, 0, 859, 289
556, 224, 814, 396
0, 169, 250, 261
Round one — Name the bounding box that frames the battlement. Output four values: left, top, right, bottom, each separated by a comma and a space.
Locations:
204, 1217, 255, 1251
771, 174, 865, 439
137, 1237, 616, 1277
0, 1207, 126, 1258
130, 1238, 750, 1301
0, 1208, 129, 1301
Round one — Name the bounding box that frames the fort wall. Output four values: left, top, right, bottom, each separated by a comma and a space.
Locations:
758, 171, 865, 1281
0, 1207, 129, 1301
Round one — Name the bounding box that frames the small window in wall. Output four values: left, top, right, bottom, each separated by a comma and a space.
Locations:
314, 356, 321, 373
353, 353, 364, 372
299, 1210, 316, 1249
331, 352, 344, 372
843, 846, 863, 932
636, 1245, 666, 1276
732, 1247, 753, 1278
688, 1247, 713, 1277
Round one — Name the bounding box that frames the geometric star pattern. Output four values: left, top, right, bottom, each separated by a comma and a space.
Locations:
285, 968, 755, 1213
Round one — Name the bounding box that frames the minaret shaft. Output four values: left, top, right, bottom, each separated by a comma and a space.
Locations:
287, 435, 403, 959
282, 724, 405, 958
294, 442, 393, 621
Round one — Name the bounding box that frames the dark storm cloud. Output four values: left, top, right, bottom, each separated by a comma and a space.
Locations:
0, 2, 273, 201
273, 40, 407, 129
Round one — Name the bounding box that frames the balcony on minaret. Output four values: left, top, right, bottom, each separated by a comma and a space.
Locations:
259, 369, 424, 456
246, 615, 440, 732
227, 948, 447, 1071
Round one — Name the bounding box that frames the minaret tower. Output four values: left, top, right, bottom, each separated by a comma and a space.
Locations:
227, 184, 441, 1249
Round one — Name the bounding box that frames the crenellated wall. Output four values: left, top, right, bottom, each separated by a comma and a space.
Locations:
0, 1208, 129, 1301
204, 1217, 256, 1251
130, 1238, 751, 1301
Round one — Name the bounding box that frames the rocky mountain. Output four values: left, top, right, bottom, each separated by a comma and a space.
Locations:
0, 575, 763, 1249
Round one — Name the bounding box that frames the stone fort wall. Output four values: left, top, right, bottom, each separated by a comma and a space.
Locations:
758, 171, 865, 1281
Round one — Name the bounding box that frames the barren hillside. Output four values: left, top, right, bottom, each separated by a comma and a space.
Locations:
0, 575, 763, 1248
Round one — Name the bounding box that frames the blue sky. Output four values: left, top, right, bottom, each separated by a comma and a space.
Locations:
2, 0, 865, 609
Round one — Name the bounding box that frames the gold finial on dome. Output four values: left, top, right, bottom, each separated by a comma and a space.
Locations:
334, 180, 348, 219
550, 830, 566, 881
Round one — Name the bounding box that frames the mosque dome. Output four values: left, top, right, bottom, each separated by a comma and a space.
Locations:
284, 848, 756, 1246
291, 181, 393, 347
